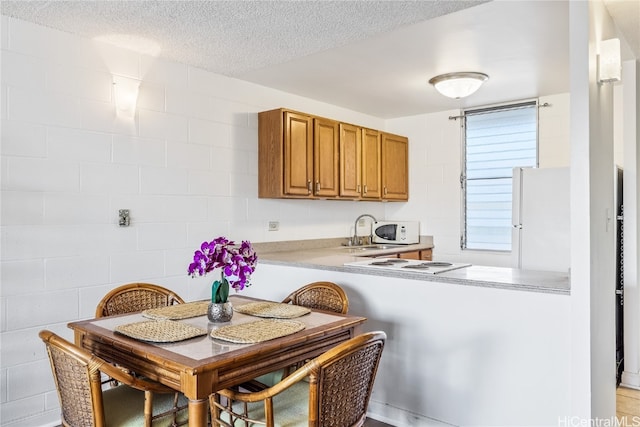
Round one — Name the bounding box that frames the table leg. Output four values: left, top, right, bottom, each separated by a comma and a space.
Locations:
188, 398, 208, 427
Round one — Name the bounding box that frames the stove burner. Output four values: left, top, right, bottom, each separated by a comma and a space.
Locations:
369, 258, 409, 267
401, 264, 433, 270
421, 262, 453, 267
401, 262, 455, 270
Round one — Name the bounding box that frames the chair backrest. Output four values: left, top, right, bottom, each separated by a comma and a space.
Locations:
281, 281, 349, 314
308, 331, 386, 426
40, 330, 108, 427
95, 283, 185, 318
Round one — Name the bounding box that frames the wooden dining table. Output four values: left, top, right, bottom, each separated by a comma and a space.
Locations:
68, 294, 366, 427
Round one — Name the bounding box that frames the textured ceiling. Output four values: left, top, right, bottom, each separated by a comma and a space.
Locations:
1, 1, 637, 119
0, 0, 488, 76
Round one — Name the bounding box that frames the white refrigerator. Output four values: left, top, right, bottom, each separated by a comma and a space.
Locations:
511, 167, 570, 272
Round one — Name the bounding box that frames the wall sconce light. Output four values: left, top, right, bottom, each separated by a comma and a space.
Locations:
598, 38, 621, 84
428, 72, 489, 99
112, 75, 140, 118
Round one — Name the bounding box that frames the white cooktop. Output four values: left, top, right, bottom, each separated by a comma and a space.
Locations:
344, 258, 472, 274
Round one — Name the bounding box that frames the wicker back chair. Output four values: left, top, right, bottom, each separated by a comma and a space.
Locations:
95, 283, 184, 318
248, 282, 349, 386
281, 281, 349, 314
39, 330, 188, 427
94, 282, 188, 423
210, 331, 386, 427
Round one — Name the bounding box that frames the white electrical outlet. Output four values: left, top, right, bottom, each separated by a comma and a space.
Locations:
268, 221, 279, 231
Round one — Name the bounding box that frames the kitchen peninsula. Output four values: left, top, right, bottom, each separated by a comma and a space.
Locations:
243, 238, 572, 426
253, 237, 570, 295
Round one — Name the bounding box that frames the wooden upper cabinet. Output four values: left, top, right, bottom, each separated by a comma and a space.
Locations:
381, 132, 409, 201
313, 118, 339, 197
259, 108, 339, 199
259, 109, 313, 198
339, 123, 362, 198
258, 109, 285, 198
284, 111, 313, 196
259, 108, 408, 201
339, 125, 381, 199
361, 128, 382, 199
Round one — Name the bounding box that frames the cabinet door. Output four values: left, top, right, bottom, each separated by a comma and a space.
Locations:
397, 249, 432, 260
361, 128, 382, 199
397, 251, 421, 260
314, 118, 339, 197
284, 112, 313, 196
339, 123, 362, 198
381, 133, 408, 200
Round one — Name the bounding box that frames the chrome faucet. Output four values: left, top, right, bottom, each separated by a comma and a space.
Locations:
352, 214, 377, 246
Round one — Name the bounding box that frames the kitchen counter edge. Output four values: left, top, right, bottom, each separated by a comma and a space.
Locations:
253, 239, 570, 296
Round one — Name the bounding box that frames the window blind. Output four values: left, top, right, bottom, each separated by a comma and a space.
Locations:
463, 101, 538, 251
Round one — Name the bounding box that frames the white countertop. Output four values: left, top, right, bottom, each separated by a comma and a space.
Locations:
253, 238, 570, 295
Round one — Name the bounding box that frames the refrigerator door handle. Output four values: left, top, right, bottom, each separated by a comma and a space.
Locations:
511, 167, 524, 269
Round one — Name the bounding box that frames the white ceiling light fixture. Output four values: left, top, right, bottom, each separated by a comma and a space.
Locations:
428, 72, 489, 99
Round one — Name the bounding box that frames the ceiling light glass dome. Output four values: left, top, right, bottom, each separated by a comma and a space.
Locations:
428, 72, 489, 99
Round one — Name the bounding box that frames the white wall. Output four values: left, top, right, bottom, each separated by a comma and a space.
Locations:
568, 0, 619, 421
384, 93, 571, 267
245, 264, 571, 427
0, 16, 391, 426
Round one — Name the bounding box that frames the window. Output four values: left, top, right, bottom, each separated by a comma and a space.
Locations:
462, 101, 538, 251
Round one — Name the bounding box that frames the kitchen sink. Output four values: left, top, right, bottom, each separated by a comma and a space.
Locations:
344, 244, 405, 251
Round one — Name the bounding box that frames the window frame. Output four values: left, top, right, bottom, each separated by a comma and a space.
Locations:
460, 99, 540, 252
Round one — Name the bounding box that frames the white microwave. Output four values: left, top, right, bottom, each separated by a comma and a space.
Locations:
372, 221, 420, 244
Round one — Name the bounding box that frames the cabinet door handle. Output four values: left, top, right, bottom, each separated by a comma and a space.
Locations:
357, 184, 361, 193
307, 180, 312, 194
384, 187, 388, 195
363, 185, 367, 195
315, 182, 320, 193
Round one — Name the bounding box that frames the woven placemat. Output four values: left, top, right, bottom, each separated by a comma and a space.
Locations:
233, 302, 311, 319
142, 301, 209, 320
115, 320, 207, 343
210, 319, 306, 344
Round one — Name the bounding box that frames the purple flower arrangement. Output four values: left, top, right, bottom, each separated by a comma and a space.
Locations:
188, 237, 258, 303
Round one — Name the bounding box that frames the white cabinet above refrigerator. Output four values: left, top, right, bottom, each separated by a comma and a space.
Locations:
512, 167, 570, 272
